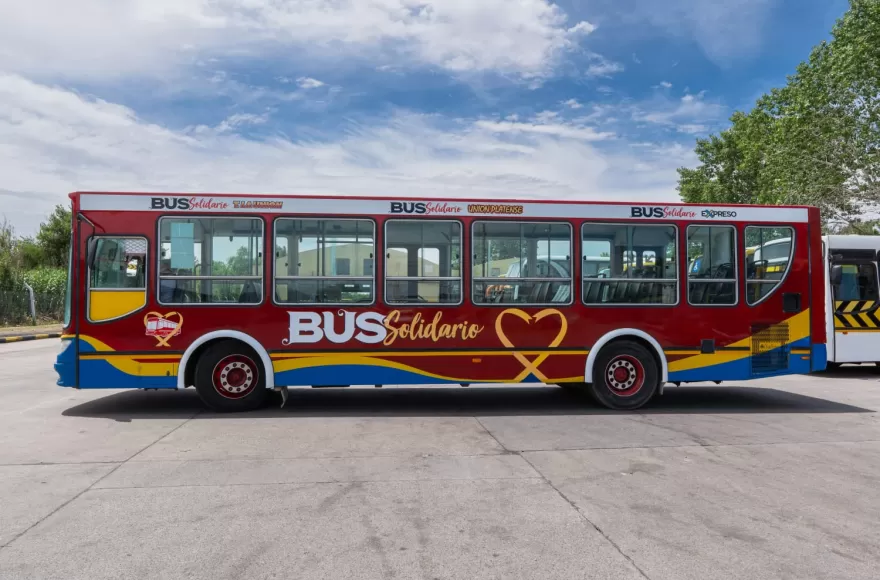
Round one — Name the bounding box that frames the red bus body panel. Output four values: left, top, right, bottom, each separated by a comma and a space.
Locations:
55, 192, 826, 390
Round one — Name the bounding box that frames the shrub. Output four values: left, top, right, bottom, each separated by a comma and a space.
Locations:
22, 268, 67, 295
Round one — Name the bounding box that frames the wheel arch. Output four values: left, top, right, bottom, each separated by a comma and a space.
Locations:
178, 331, 274, 390
585, 329, 668, 383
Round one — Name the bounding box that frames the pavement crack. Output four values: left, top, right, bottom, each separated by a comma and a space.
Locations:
518, 453, 653, 580
473, 417, 513, 453
0, 409, 202, 549
473, 416, 651, 578
632, 413, 713, 447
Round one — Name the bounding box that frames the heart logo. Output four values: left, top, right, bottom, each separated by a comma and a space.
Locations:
495, 308, 568, 382
144, 311, 184, 347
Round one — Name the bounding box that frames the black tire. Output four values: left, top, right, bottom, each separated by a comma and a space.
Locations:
589, 340, 659, 411
194, 340, 267, 412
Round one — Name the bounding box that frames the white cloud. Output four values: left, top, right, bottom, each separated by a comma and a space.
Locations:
676, 124, 709, 135
633, 92, 725, 131
563, 99, 583, 109
606, 0, 777, 65
296, 77, 325, 89
658, 81, 673, 89
585, 56, 625, 78
0, 74, 688, 235
475, 120, 614, 141
534, 110, 560, 123
0, 0, 597, 81
211, 113, 271, 134
567, 21, 597, 36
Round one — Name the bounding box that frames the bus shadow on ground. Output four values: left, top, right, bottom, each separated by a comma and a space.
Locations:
63, 383, 874, 420
814, 364, 880, 381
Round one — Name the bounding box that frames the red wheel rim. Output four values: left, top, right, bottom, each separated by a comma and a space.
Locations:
604, 354, 645, 397
212, 355, 259, 400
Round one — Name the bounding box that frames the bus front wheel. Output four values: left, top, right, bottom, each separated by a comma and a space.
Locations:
194, 340, 267, 412
590, 340, 659, 411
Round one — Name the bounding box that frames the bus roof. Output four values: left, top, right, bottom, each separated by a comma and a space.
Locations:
823, 235, 880, 251
70, 190, 817, 209
71, 191, 816, 224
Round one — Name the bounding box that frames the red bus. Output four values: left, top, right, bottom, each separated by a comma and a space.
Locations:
55, 192, 827, 411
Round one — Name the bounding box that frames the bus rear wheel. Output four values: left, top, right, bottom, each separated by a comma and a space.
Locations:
194, 340, 267, 412
590, 341, 659, 411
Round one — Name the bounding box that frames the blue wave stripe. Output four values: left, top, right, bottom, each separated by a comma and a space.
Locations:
274, 365, 544, 386
669, 351, 813, 382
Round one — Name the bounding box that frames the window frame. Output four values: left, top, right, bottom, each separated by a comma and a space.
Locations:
831, 260, 880, 304
580, 222, 680, 308
471, 219, 574, 308
156, 215, 266, 307
63, 234, 73, 328
745, 226, 796, 307
685, 223, 739, 307
272, 216, 377, 307
383, 218, 464, 307
86, 234, 149, 324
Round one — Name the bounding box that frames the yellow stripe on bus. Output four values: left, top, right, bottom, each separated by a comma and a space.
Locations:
668, 309, 810, 373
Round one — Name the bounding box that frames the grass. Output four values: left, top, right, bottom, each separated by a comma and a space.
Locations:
0, 322, 64, 336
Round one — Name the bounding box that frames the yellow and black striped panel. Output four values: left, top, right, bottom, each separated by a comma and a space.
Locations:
834, 300, 880, 330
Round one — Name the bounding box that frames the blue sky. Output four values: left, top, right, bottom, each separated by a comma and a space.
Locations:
0, 0, 850, 235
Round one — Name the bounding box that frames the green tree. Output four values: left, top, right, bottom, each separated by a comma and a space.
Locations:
678, 0, 880, 228
0, 219, 21, 290
211, 246, 257, 276
36, 205, 71, 268
15, 238, 45, 270
830, 218, 880, 234
678, 112, 767, 206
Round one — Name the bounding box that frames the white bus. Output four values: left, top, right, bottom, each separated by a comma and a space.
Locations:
824, 235, 880, 368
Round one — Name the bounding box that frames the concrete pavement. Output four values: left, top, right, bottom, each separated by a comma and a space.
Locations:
0, 339, 879, 579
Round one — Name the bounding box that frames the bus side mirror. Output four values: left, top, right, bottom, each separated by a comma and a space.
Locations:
830, 265, 843, 286
87, 238, 98, 270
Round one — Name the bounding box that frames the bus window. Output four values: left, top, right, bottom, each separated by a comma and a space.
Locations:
581, 224, 677, 305
833, 263, 879, 302
384, 220, 462, 305
158, 217, 263, 304
472, 221, 572, 305
274, 218, 374, 304
745, 227, 794, 304
87, 237, 148, 322
90, 237, 147, 290
582, 240, 612, 279
687, 225, 737, 305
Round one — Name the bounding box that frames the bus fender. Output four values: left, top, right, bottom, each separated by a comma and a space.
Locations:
177, 331, 275, 390
585, 330, 668, 383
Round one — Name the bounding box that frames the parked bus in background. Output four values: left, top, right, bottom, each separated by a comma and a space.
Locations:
55, 192, 826, 412
823, 235, 880, 368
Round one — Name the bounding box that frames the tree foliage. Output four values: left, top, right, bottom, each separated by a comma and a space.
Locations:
1, 205, 72, 291
0, 220, 22, 291
35, 205, 72, 268
678, 0, 880, 229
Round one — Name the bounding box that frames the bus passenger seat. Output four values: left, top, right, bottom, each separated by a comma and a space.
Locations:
612, 281, 627, 302
238, 281, 260, 303
551, 284, 570, 303
583, 281, 596, 303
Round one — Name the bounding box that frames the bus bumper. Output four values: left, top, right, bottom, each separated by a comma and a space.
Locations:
812, 343, 828, 373
55, 337, 76, 387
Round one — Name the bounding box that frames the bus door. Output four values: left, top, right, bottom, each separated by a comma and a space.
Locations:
830, 251, 880, 363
